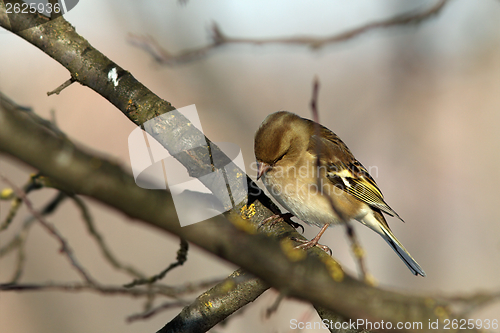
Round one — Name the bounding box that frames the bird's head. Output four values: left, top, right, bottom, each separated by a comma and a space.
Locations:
254, 111, 310, 180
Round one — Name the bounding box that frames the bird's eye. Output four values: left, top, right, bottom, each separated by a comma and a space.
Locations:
273, 151, 288, 164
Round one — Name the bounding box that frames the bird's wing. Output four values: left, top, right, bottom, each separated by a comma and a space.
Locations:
308, 126, 403, 222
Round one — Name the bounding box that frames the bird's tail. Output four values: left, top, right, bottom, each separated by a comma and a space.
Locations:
361, 212, 426, 277
379, 224, 426, 277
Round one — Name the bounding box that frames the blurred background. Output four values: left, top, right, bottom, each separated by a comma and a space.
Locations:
1, 0, 500, 332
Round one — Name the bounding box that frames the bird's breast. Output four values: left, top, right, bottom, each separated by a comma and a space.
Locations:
262, 165, 360, 228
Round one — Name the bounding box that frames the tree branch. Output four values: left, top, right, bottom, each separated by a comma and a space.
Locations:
128, 0, 450, 65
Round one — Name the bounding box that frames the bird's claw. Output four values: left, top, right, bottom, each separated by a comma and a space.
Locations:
291, 237, 332, 255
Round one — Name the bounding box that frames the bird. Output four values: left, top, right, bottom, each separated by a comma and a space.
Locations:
254, 111, 425, 277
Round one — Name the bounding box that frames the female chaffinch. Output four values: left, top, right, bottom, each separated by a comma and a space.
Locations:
254, 111, 425, 277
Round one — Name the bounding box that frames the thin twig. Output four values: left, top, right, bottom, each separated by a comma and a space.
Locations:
345, 224, 369, 282
0, 229, 23, 257
126, 299, 191, 322
0, 191, 67, 282
70, 195, 146, 279
124, 238, 189, 288
129, 0, 450, 65
0, 92, 67, 138
0, 277, 223, 298
0, 281, 162, 296
310, 77, 346, 223
0, 217, 31, 283
13, 192, 68, 282
0, 196, 21, 231
265, 292, 285, 318
0, 174, 97, 285
8, 229, 27, 283
47, 77, 75, 96
309, 77, 368, 281
0, 174, 42, 231
165, 277, 224, 296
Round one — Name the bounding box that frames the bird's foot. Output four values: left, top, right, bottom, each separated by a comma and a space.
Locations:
259, 213, 304, 233
291, 237, 332, 255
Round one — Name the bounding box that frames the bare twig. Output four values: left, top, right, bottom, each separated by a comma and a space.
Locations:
265, 292, 285, 318
0, 222, 30, 283
0, 92, 67, 138
129, 0, 450, 65
0, 174, 97, 285
70, 195, 146, 279
0, 196, 21, 231
0, 281, 164, 296
126, 300, 191, 322
309, 77, 369, 282
345, 223, 369, 282
0, 227, 24, 257
8, 229, 27, 283
47, 77, 75, 96
124, 238, 188, 287
166, 277, 225, 296
1, 173, 43, 231
0, 277, 223, 298
310, 77, 348, 223
0, 191, 68, 283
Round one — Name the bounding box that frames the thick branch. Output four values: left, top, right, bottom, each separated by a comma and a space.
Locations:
160, 269, 268, 333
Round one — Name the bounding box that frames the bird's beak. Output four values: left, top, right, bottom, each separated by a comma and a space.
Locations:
256, 162, 271, 181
